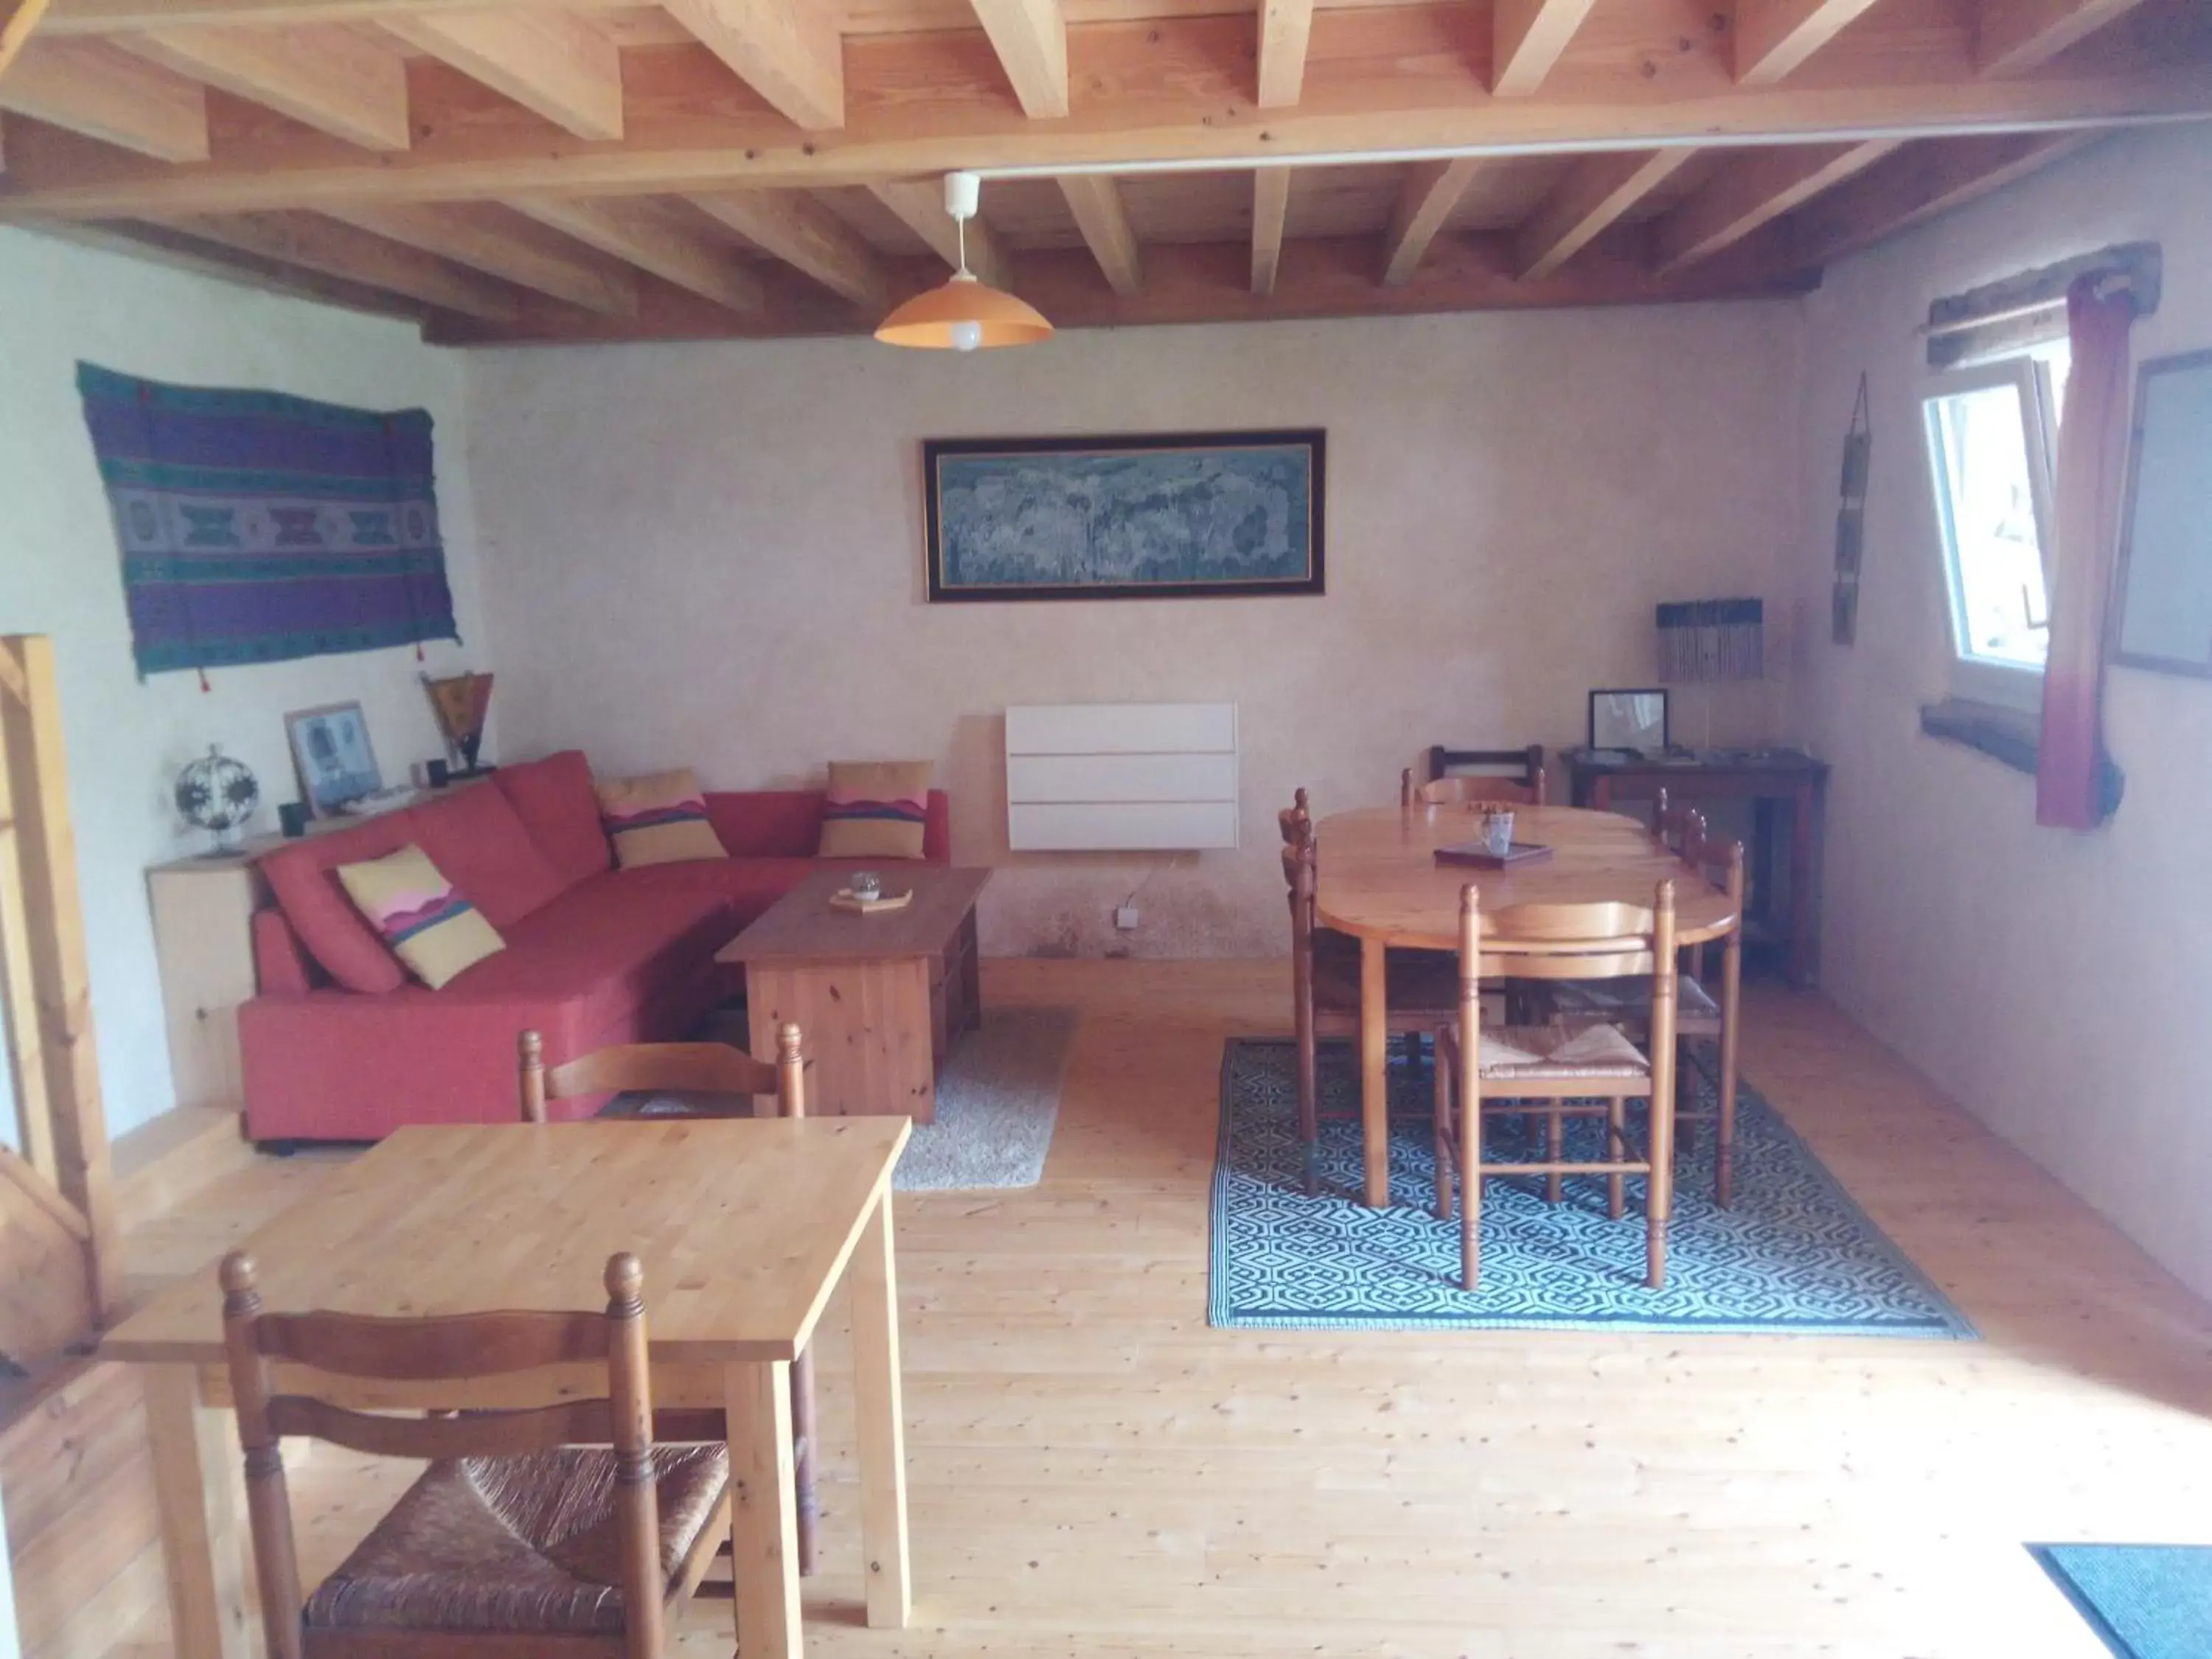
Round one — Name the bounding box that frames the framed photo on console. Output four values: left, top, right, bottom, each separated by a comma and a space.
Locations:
1587, 689, 1670, 755
285, 700, 383, 817
922, 429, 1325, 602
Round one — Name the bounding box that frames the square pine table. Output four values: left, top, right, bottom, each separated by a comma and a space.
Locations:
102, 1116, 914, 1659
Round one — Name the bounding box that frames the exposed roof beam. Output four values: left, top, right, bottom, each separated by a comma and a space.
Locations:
44, 217, 425, 316
1493, 0, 1596, 97
1250, 166, 1287, 296
967, 0, 1066, 119
1059, 173, 1140, 295
869, 178, 1005, 288
1, 0, 54, 81
1975, 0, 2154, 76
660, 0, 842, 129
1652, 138, 1896, 272
162, 209, 520, 316
1380, 156, 1481, 285
1256, 0, 1312, 108
383, 9, 622, 139
507, 193, 764, 312
1516, 149, 1694, 279
324, 201, 636, 311
0, 39, 206, 159
687, 187, 886, 306
1784, 129, 2097, 268
428, 232, 1818, 347
1734, 0, 1883, 86
120, 25, 408, 150
1, 10, 2205, 219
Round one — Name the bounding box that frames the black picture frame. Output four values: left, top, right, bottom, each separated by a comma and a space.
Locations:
922, 429, 1326, 603
1587, 688, 1671, 754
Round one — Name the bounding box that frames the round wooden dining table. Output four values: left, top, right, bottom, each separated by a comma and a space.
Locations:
1315, 802, 1739, 1208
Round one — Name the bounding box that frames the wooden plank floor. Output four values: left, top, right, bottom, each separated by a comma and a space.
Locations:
111, 961, 2212, 1658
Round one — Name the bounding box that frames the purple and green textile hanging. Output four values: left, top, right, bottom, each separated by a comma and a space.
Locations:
78, 362, 459, 678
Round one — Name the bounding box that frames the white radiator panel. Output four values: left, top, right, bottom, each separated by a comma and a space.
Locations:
1005, 702, 1239, 851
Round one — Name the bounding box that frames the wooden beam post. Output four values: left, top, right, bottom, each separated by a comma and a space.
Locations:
1059, 173, 1141, 295
1381, 156, 1481, 285
967, 0, 1068, 118
0, 38, 207, 160
1651, 138, 1897, 272
1735, 0, 1885, 86
0, 0, 54, 81
0, 636, 119, 1323
1493, 0, 1597, 97
1516, 149, 1694, 279
1975, 0, 2153, 77
120, 24, 411, 151
1256, 0, 1313, 108
661, 0, 844, 129
1251, 167, 1288, 296
383, 9, 624, 140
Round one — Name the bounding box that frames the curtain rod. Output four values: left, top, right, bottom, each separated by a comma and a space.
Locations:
1918, 273, 2134, 339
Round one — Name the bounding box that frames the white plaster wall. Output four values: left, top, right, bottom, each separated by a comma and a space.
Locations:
467, 303, 1804, 958
1790, 124, 2212, 1298
0, 229, 492, 1138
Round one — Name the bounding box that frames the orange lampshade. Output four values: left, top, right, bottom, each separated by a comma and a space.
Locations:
874, 272, 1053, 350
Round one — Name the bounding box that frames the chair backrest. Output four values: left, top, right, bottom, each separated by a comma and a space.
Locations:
1458, 879, 1679, 989
1414, 769, 1547, 807
1277, 785, 1311, 847
1651, 788, 1705, 858
520, 1026, 806, 1123
220, 1248, 666, 1659
1427, 743, 1544, 789
1682, 824, 1745, 976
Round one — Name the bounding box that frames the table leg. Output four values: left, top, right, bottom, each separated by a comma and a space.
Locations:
725, 1357, 802, 1659
849, 1191, 912, 1629
1789, 780, 1818, 987
143, 1366, 251, 1659
1360, 934, 1389, 1208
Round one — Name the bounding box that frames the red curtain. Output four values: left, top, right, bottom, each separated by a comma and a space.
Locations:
2034, 275, 2134, 830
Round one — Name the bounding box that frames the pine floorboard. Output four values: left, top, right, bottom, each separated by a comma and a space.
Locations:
108, 960, 2212, 1657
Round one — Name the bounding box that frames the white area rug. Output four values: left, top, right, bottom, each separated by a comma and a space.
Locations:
895, 1006, 1079, 1192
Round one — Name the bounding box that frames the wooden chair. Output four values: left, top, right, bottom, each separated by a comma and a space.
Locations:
518, 1025, 820, 1575
1543, 827, 1743, 1206
1281, 807, 1457, 1198
1426, 742, 1544, 793
1407, 768, 1548, 808
1652, 787, 1703, 856
220, 1247, 730, 1659
1433, 881, 1680, 1291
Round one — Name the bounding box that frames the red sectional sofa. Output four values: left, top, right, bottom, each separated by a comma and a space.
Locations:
238, 750, 950, 1144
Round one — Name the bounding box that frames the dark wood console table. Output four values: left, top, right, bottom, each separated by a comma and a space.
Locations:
1562, 748, 1828, 987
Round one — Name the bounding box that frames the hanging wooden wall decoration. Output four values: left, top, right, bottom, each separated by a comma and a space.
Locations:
1832, 375, 1871, 645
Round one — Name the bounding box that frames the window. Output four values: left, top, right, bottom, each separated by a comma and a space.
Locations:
1921, 343, 2067, 706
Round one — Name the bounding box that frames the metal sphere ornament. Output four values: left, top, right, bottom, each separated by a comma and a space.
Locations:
175, 745, 260, 852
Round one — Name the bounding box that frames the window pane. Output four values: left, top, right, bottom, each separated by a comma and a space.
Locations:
1929, 381, 2050, 668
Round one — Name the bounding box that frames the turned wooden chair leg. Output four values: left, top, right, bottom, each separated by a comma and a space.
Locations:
1295, 1016, 1320, 1200
1545, 1109, 1565, 1206
1676, 1044, 1697, 1154
1606, 1098, 1626, 1221
1645, 1088, 1675, 1291
1432, 1037, 1453, 1222
1460, 1090, 1482, 1292
791, 1347, 819, 1576
1716, 1029, 1739, 1214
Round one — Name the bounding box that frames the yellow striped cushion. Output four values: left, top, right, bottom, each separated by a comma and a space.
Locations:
597, 769, 728, 868
335, 845, 504, 990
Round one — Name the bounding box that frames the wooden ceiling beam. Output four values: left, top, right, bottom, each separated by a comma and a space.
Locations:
324, 201, 636, 311
967, 0, 1066, 119
1734, 0, 1884, 86
1, 0, 54, 81
1250, 166, 1287, 296
1256, 0, 1312, 108
1516, 149, 1694, 279
1380, 156, 1481, 286
0, 38, 206, 157
1782, 129, 2098, 268
1058, 172, 1141, 295
52, 217, 426, 315
1651, 138, 1896, 272
507, 192, 764, 311
1493, 0, 1596, 97
869, 177, 1005, 288
1, 9, 2207, 219
1975, 0, 2154, 76
161, 209, 521, 316
687, 187, 886, 306
120, 24, 408, 150
428, 232, 1819, 347
659, 0, 842, 129
383, 10, 622, 139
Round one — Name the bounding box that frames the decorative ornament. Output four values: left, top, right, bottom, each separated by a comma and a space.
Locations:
1832, 374, 1871, 646
174, 745, 260, 852
423, 670, 495, 773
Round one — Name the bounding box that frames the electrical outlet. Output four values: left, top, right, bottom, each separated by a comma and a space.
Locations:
1114, 905, 1141, 931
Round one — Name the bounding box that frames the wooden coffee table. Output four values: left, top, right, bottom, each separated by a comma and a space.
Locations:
718, 865, 990, 1123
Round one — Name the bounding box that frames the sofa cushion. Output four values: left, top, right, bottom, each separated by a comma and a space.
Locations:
597, 770, 729, 869
337, 845, 508, 991
495, 751, 611, 889
444, 873, 733, 1037
410, 784, 567, 928
703, 792, 825, 858
260, 813, 420, 994
818, 761, 933, 860
607, 856, 821, 931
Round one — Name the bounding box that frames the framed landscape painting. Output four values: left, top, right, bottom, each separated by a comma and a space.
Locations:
923, 429, 1325, 602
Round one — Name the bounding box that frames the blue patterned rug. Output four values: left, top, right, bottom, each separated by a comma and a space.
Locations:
1208, 1037, 1975, 1337
2030, 1544, 2212, 1659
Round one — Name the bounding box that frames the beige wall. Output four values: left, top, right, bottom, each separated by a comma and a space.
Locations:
0, 229, 490, 1137
467, 303, 1804, 957
1790, 123, 2212, 1299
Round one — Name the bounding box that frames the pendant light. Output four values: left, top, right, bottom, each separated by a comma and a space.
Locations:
874, 171, 1052, 351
